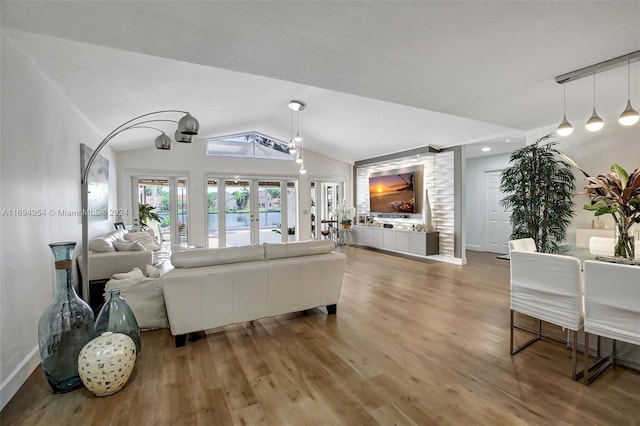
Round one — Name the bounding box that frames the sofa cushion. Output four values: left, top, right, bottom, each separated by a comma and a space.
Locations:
111, 267, 146, 280
171, 245, 264, 268
125, 231, 161, 251
113, 240, 146, 252
263, 240, 336, 260
89, 229, 128, 253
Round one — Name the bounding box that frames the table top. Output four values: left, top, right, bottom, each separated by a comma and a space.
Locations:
561, 246, 640, 266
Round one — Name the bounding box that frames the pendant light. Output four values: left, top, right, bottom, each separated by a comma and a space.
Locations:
288, 109, 297, 154
585, 72, 604, 132
557, 84, 574, 137
619, 60, 640, 126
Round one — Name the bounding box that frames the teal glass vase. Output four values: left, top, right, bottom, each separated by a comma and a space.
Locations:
94, 289, 141, 353
37, 242, 95, 393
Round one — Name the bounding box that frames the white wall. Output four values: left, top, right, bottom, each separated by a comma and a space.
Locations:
116, 143, 351, 245
466, 117, 640, 252
0, 36, 118, 409
464, 153, 511, 251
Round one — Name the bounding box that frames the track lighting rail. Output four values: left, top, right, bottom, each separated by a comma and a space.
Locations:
555, 51, 640, 85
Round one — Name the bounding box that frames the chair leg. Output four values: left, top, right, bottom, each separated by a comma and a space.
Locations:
583, 332, 590, 385
571, 330, 578, 381
510, 310, 541, 356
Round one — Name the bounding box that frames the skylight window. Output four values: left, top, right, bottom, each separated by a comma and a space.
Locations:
206, 132, 293, 160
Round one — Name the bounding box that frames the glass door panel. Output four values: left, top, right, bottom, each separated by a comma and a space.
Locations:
138, 179, 170, 243
224, 180, 252, 247
286, 181, 297, 242
176, 179, 188, 246
207, 179, 219, 248
257, 181, 283, 244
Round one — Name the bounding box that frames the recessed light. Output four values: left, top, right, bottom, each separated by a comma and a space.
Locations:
482, 147, 491, 152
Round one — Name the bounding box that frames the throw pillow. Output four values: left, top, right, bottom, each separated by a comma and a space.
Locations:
124, 231, 161, 251
89, 238, 116, 253
111, 268, 146, 280
113, 241, 146, 252
146, 264, 161, 278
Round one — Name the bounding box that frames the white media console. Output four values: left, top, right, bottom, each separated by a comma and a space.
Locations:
352, 225, 439, 257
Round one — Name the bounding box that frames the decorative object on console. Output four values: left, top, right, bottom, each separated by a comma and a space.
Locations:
81, 110, 200, 307
423, 189, 435, 232
336, 200, 356, 228
584, 164, 640, 259
94, 289, 142, 354
500, 134, 576, 253
38, 242, 94, 393
78, 332, 136, 397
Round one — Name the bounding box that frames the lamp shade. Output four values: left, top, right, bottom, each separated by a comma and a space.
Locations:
178, 113, 200, 135
619, 100, 640, 126
155, 132, 172, 150
557, 114, 574, 137
175, 129, 192, 143
585, 108, 604, 132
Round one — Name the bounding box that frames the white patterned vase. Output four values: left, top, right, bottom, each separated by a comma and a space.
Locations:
78, 332, 136, 397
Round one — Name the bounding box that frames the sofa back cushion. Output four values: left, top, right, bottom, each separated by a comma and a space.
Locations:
125, 231, 161, 251
264, 240, 336, 260
171, 245, 265, 268
89, 229, 128, 253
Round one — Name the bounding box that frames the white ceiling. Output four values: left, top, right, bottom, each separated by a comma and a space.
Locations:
2, 1, 639, 162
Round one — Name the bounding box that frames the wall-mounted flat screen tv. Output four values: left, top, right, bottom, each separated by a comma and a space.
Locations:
369, 172, 416, 213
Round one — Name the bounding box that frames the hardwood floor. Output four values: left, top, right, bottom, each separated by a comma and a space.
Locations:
3, 248, 639, 425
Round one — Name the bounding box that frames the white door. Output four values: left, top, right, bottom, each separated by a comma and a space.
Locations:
485, 171, 511, 254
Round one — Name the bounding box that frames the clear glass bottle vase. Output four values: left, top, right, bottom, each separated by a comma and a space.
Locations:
94, 289, 141, 353
37, 242, 95, 393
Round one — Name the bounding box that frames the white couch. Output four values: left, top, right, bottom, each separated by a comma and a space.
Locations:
77, 228, 166, 309
162, 240, 346, 346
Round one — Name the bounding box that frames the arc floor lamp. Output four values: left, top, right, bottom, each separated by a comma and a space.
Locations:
80, 110, 200, 304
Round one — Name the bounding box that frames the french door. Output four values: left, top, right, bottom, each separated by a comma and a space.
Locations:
134, 176, 188, 247
207, 177, 297, 247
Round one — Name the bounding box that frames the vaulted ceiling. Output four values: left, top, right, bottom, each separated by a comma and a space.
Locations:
2, 1, 638, 162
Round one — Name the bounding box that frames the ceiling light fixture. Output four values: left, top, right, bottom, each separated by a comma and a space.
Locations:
619, 60, 640, 126
481, 147, 491, 152
585, 72, 604, 132
556, 84, 574, 137
288, 99, 307, 173
555, 50, 639, 134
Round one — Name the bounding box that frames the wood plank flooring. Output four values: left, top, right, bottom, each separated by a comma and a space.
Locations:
2, 248, 639, 425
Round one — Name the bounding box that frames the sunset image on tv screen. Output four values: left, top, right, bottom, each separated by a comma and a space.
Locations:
369, 173, 415, 213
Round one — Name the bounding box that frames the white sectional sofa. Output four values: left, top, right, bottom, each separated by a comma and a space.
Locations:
162, 240, 346, 346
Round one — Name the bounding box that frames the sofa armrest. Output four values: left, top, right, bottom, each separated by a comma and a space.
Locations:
78, 250, 154, 281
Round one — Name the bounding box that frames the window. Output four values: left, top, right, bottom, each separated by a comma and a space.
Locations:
206, 132, 294, 160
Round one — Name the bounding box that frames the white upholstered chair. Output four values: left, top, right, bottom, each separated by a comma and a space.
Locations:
510, 250, 584, 380
508, 238, 537, 254
588, 236, 615, 257
583, 260, 640, 384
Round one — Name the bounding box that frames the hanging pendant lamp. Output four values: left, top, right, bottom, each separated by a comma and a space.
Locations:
585, 72, 604, 132
619, 61, 640, 126
557, 84, 574, 136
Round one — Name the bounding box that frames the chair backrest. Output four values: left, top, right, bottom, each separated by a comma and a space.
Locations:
508, 238, 537, 254
510, 251, 583, 330
588, 236, 614, 257
583, 260, 640, 345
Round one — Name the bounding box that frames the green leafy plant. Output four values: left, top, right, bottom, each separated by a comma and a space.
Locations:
138, 203, 162, 230
500, 134, 576, 253
584, 164, 640, 258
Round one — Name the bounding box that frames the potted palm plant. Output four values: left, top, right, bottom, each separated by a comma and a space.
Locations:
584, 165, 640, 259
500, 134, 576, 253
138, 203, 162, 230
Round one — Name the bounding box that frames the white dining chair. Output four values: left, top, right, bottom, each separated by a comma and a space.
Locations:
583, 260, 640, 385
510, 250, 584, 380
508, 238, 537, 254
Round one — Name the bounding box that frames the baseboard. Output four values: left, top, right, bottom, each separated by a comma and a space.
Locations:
0, 346, 40, 411
466, 244, 482, 251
